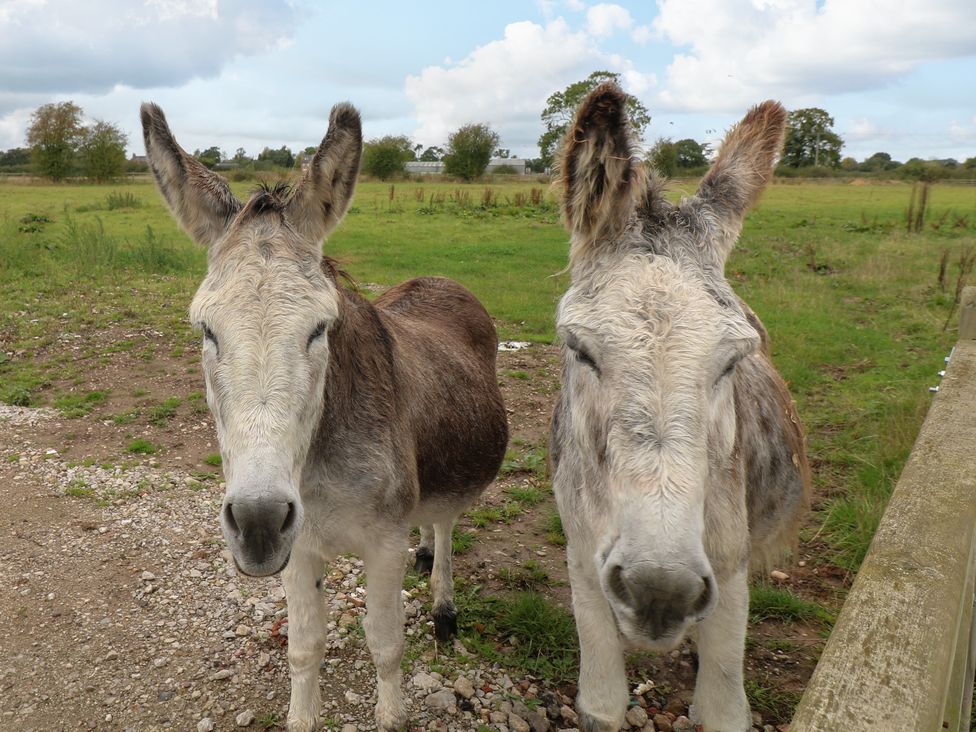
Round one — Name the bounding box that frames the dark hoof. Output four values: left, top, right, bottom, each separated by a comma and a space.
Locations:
414, 547, 434, 575
433, 605, 458, 641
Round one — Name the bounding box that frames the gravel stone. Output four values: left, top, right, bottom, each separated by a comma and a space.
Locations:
424, 689, 457, 712
453, 675, 476, 699
509, 713, 531, 732
626, 705, 649, 727
235, 709, 255, 726
197, 719, 215, 732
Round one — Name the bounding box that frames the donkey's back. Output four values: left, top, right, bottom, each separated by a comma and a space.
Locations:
375, 276, 508, 507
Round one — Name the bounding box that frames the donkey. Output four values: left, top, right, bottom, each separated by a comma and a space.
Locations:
140, 101, 508, 731
549, 84, 810, 732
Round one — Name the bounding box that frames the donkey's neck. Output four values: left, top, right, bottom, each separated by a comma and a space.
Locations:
309, 285, 400, 467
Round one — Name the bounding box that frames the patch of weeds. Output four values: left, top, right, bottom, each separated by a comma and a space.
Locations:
497, 559, 550, 591
749, 584, 834, 626
203, 453, 222, 466
81, 457, 96, 467
6, 453, 20, 463
457, 584, 577, 682
468, 506, 502, 528
2, 386, 32, 407
188, 390, 209, 414
505, 482, 546, 507
111, 409, 138, 425
105, 191, 142, 210
544, 510, 566, 546
744, 677, 801, 723
65, 480, 93, 498
53, 390, 109, 418
499, 447, 547, 479
148, 396, 181, 426
132, 388, 148, 397
127, 438, 158, 455
191, 471, 218, 482
256, 711, 281, 729
452, 527, 476, 555
507, 370, 530, 380
499, 500, 523, 522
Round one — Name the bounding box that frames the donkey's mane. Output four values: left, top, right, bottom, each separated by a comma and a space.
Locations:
240, 181, 293, 219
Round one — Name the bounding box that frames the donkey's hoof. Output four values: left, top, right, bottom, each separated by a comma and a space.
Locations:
578, 709, 622, 732
433, 604, 458, 641
414, 547, 434, 575
285, 714, 319, 732
374, 700, 408, 731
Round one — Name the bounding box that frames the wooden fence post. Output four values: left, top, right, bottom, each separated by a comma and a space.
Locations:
961, 285, 976, 340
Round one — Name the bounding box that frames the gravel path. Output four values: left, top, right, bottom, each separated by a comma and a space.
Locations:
0, 406, 778, 732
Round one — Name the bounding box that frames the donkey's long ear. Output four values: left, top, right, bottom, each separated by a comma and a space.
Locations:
285, 102, 362, 245
557, 83, 645, 265
140, 103, 241, 248
697, 100, 786, 226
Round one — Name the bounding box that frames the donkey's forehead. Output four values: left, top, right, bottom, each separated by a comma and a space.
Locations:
560, 255, 716, 330
190, 244, 338, 323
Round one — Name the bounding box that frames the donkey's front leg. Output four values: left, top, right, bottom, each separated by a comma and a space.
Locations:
364, 534, 409, 731
690, 566, 751, 732
567, 547, 628, 732
282, 539, 330, 732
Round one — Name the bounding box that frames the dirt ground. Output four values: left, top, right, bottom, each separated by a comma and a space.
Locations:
0, 326, 836, 731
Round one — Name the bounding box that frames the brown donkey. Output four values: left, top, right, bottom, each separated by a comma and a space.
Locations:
550, 84, 810, 731
141, 102, 508, 731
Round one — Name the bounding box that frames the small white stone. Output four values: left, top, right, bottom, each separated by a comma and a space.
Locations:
770, 570, 790, 581
197, 718, 215, 732
625, 705, 649, 728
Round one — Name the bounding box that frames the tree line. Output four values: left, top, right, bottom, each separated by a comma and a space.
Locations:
4, 78, 974, 183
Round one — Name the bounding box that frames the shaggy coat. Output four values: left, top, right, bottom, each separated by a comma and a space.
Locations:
141, 102, 507, 732
550, 83, 810, 732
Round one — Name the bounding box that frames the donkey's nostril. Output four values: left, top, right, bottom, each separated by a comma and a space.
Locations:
224, 502, 239, 535
693, 575, 714, 616
280, 502, 297, 533
607, 563, 629, 602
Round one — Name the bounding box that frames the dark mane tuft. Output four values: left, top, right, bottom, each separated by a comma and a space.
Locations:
321, 255, 358, 291
241, 181, 293, 219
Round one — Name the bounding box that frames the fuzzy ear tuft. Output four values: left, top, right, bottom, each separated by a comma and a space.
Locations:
556, 82, 645, 266
697, 100, 787, 224
284, 102, 362, 245
140, 102, 241, 248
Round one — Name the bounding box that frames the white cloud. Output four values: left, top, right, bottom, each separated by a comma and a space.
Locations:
653, 0, 976, 112
0, 0, 298, 99
405, 18, 654, 152
585, 3, 632, 37
565, 0, 586, 11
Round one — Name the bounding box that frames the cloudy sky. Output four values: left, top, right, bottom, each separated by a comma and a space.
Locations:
1, 0, 975, 163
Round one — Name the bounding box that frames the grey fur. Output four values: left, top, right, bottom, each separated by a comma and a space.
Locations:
141, 101, 508, 731
551, 83, 810, 732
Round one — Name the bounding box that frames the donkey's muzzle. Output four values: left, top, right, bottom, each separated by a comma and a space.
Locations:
222, 499, 298, 576
603, 561, 716, 645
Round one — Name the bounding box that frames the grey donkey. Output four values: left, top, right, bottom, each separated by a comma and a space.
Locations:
140, 101, 508, 730
549, 83, 810, 731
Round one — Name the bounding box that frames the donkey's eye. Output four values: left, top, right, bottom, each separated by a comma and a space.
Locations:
717, 359, 738, 383
306, 321, 327, 349
574, 347, 601, 376
201, 324, 218, 350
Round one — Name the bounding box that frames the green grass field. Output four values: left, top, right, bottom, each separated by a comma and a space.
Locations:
1, 175, 974, 576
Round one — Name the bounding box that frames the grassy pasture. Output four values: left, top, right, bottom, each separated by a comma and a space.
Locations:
1, 175, 973, 595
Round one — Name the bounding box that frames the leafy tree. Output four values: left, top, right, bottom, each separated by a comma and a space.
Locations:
257, 145, 294, 168
538, 70, 651, 168
0, 147, 31, 168
444, 123, 499, 181
840, 157, 858, 171
964, 157, 976, 171
194, 146, 222, 169
26, 101, 84, 181
419, 145, 444, 162
782, 108, 843, 168
232, 147, 252, 165
361, 135, 414, 180
494, 148, 511, 159
674, 138, 709, 169
78, 120, 127, 181
647, 138, 678, 177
